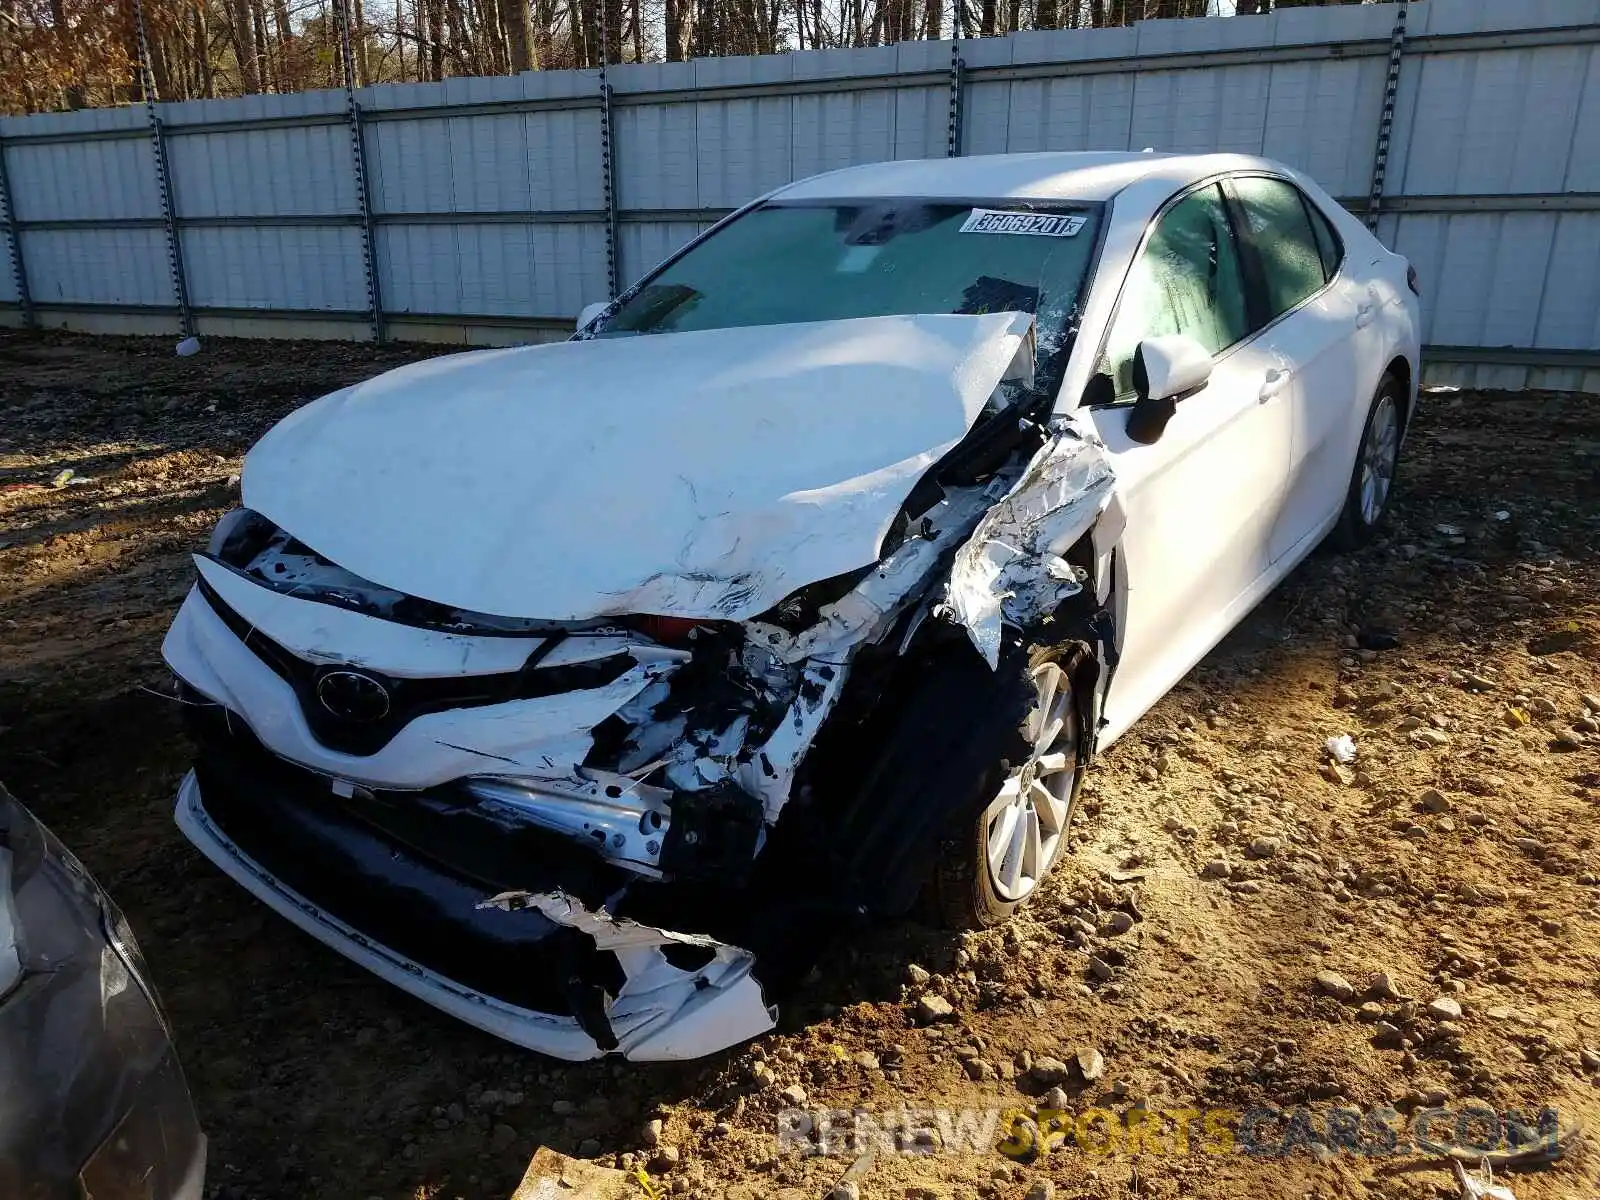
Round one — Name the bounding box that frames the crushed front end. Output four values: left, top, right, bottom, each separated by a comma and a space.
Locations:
162, 487, 969, 1058
161, 314, 1119, 1061
164, 522, 809, 1060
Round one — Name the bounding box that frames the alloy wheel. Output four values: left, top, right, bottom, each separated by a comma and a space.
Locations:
982, 662, 1077, 903
1359, 394, 1400, 527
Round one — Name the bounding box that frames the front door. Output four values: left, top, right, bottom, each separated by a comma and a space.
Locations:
1079, 182, 1292, 743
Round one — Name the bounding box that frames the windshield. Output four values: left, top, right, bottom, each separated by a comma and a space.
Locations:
596, 199, 1103, 396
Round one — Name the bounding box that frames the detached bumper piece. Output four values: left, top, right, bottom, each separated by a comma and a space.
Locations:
175, 733, 775, 1061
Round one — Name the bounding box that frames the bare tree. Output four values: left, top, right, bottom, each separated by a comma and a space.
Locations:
2, 0, 1387, 116
229, 0, 259, 89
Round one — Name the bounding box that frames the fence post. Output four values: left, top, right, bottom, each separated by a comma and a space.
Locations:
134, 0, 193, 338
597, 10, 621, 300
336, 0, 384, 343
0, 135, 34, 328
947, 41, 965, 158
1366, 1, 1408, 233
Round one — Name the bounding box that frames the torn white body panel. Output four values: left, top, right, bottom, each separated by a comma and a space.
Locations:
474, 892, 776, 1059
241, 312, 1032, 621
947, 428, 1116, 667
195, 556, 545, 678
195, 555, 688, 677
162, 588, 675, 789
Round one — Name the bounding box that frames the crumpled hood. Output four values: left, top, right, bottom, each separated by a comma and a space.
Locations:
243, 312, 1032, 621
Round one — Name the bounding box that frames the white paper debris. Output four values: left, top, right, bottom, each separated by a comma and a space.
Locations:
1326, 734, 1357, 764
176, 336, 201, 357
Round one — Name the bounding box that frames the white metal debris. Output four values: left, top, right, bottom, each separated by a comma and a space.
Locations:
946, 427, 1116, 667
1452, 1159, 1515, 1200
662, 714, 751, 790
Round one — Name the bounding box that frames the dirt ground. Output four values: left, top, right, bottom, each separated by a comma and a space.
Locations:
1, 328, 1598, 1200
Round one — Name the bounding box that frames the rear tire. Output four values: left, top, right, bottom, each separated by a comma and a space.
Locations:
1330, 373, 1404, 551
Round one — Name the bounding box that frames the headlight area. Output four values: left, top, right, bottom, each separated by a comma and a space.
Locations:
0, 788, 45, 1003
77, 1051, 206, 1200
0, 858, 21, 1002
0, 788, 206, 1200
206, 505, 275, 562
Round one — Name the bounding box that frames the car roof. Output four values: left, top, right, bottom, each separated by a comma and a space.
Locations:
771, 150, 1281, 204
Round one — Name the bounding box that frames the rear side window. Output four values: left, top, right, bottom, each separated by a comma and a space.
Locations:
1230, 176, 1328, 320
1097, 184, 1252, 398
1304, 196, 1344, 279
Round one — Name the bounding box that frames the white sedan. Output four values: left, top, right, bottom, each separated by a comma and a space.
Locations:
163, 151, 1420, 1060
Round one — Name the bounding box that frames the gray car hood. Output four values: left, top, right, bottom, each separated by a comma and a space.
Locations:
242, 312, 1033, 621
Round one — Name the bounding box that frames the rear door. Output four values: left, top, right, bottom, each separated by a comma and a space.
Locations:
1224, 175, 1367, 565
1083, 182, 1292, 741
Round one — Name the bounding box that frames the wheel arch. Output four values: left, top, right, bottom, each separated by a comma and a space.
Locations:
1386, 352, 1416, 430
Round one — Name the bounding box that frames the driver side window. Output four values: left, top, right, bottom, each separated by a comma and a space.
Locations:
1098, 184, 1251, 398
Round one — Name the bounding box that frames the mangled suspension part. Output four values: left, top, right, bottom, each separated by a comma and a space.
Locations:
947, 425, 1118, 668
477, 890, 775, 1060
747, 478, 1005, 667
737, 661, 852, 822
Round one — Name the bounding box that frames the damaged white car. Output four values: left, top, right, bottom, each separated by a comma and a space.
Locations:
164, 151, 1420, 1060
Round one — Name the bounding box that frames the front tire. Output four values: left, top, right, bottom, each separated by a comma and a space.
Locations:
929, 652, 1085, 929
1330, 373, 1404, 551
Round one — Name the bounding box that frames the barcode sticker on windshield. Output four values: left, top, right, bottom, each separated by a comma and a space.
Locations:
959, 209, 1086, 237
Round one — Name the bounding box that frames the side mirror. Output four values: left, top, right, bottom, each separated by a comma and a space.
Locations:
576, 300, 609, 333
1126, 334, 1212, 444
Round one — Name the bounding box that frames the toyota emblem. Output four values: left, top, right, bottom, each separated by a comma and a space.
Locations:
315, 670, 392, 723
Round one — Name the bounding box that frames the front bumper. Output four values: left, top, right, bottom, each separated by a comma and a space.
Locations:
175, 758, 775, 1061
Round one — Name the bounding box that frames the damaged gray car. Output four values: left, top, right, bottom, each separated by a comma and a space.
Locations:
163, 151, 1421, 1059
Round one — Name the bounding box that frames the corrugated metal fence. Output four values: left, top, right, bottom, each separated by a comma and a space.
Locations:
2, 0, 1599, 390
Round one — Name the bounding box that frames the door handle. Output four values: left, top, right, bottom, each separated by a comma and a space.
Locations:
1355, 301, 1377, 329
1259, 366, 1292, 401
